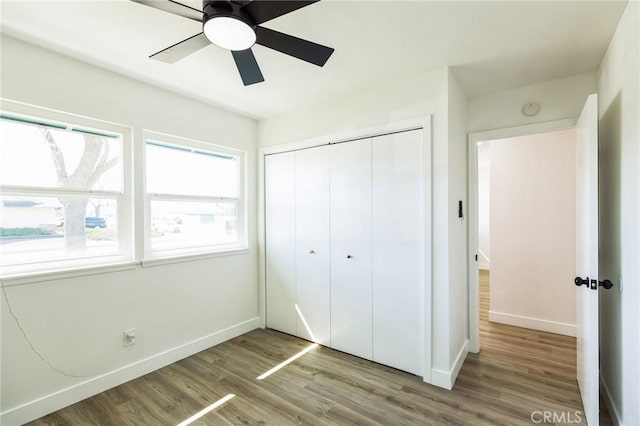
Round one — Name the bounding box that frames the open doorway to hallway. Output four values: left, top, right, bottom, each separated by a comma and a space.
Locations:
478, 129, 577, 337
469, 121, 613, 425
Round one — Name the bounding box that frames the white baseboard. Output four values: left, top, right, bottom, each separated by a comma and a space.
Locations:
600, 373, 621, 426
430, 339, 469, 390
489, 310, 576, 337
1, 317, 261, 426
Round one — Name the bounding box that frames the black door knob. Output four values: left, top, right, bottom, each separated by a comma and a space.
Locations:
599, 280, 614, 290
575, 276, 589, 287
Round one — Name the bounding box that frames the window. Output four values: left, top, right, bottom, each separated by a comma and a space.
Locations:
144, 132, 245, 258
0, 102, 245, 277
0, 106, 132, 274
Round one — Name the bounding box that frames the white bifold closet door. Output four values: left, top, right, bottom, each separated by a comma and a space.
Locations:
372, 130, 424, 375
330, 139, 373, 360
265, 152, 297, 335
295, 146, 331, 345
265, 129, 425, 376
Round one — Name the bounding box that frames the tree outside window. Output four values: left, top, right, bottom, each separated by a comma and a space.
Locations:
0, 115, 123, 267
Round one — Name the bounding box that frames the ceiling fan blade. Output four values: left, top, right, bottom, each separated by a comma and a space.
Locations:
231, 49, 265, 86
150, 33, 210, 63
130, 0, 203, 22
242, 0, 318, 25
255, 26, 334, 67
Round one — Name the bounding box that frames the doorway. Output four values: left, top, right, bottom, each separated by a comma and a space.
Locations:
468, 119, 578, 353
476, 128, 577, 338
468, 94, 611, 425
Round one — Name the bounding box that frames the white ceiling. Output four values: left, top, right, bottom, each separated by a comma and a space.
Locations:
0, 0, 627, 119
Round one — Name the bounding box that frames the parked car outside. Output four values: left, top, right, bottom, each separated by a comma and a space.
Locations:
57, 217, 107, 229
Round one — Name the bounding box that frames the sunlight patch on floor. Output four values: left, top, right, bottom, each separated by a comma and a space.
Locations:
175, 394, 235, 426
257, 343, 318, 380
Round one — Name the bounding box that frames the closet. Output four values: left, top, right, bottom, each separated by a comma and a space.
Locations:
265, 129, 425, 376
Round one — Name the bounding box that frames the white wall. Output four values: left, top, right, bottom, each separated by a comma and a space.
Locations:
258, 67, 469, 388
0, 36, 259, 425
488, 129, 577, 336
446, 71, 469, 375
258, 69, 448, 148
468, 72, 598, 133
597, 1, 640, 424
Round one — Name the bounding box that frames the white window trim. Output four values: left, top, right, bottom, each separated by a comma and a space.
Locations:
142, 130, 247, 260
140, 247, 250, 268
1, 261, 140, 287
0, 99, 134, 278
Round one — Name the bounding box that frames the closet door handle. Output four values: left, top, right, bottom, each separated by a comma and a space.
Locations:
309, 250, 316, 254
346, 254, 353, 259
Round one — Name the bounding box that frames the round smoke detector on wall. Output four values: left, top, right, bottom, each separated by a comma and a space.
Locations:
522, 102, 540, 116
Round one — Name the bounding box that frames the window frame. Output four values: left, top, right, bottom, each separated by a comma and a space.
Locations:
0, 100, 134, 277
142, 130, 247, 260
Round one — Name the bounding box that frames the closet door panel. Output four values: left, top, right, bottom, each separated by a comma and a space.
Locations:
295, 146, 331, 345
372, 130, 424, 375
330, 139, 373, 360
265, 152, 297, 335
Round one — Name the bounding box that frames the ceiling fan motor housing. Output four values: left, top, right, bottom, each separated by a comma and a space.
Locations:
203, 1, 255, 28
202, 0, 257, 50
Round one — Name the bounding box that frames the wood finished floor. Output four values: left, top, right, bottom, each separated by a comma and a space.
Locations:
30, 270, 611, 425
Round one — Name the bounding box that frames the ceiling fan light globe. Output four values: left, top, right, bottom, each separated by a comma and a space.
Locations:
204, 16, 256, 51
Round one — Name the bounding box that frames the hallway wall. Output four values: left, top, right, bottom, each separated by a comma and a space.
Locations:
488, 128, 577, 336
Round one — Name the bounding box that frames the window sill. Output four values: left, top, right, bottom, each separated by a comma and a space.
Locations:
141, 247, 250, 268
0, 260, 140, 287
0, 248, 250, 286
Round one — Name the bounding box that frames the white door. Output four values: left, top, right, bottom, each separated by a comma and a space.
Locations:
330, 139, 373, 359
371, 130, 424, 375
575, 93, 599, 426
265, 152, 297, 335
295, 146, 331, 345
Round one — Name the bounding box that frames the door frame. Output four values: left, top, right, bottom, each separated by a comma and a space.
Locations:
467, 118, 577, 353
258, 116, 433, 382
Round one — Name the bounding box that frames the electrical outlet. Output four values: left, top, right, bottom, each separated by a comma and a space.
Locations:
123, 329, 136, 347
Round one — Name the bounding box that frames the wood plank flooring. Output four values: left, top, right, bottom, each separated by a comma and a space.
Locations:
30, 270, 611, 425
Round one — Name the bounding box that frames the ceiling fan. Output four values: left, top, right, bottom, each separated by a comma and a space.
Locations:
132, 0, 335, 86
